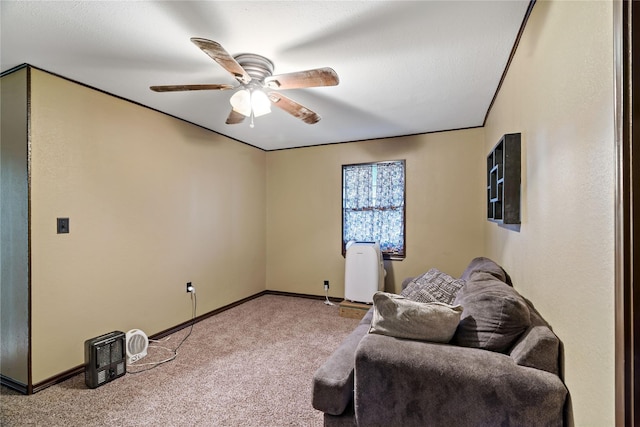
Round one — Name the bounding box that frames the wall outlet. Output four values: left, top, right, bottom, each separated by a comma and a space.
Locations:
186, 282, 193, 293
324, 280, 330, 290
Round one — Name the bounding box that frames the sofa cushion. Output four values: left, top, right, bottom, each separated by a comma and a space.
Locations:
401, 268, 465, 305
452, 271, 530, 353
460, 257, 512, 285
354, 333, 567, 427
369, 292, 463, 342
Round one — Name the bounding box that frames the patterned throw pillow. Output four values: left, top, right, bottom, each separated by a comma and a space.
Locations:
401, 268, 465, 305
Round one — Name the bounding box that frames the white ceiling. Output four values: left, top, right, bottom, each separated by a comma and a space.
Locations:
1, 1, 531, 151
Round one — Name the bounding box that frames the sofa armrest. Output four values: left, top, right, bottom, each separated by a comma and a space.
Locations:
354, 333, 567, 427
312, 323, 370, 415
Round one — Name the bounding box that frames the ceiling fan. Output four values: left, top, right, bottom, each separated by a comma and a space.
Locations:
150, 38, 339, 127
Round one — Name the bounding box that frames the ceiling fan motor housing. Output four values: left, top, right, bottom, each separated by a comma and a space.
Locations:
233, 53, 274, 83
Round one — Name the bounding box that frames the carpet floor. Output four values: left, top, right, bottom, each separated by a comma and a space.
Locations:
1, 294, 361, 426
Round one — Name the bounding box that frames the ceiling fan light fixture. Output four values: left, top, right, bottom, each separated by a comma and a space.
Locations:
251, 89, 271, 117
230, 89, 252, 117
230, 88, 271, 119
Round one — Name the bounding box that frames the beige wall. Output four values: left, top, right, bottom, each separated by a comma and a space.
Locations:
266, 129, 486, 297
0, 68, 30, 384
483, 1, 615, 425
3, 5, 618, 419
28, 69, 267, 383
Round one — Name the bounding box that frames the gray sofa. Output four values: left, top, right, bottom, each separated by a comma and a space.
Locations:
312, 257, 568, 427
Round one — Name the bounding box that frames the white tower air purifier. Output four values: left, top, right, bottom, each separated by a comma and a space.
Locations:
344, 241, 385, 304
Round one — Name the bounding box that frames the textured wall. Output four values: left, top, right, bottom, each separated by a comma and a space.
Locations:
483, 1, 615, 425
0, 68, 30, 385
28, 69, 267, 383
266, 129, 486, 297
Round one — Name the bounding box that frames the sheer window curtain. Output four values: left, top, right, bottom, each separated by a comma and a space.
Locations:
342, 161, 405, 257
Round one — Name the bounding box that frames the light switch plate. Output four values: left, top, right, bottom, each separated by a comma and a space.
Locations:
57, 218, 69, 234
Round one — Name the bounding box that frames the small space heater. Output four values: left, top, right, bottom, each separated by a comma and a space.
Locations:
84, 331, 126, 389
344, 241, 385, 304
126, 329, 149, 364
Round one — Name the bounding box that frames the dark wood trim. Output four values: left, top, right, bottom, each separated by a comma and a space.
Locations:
614, 0, 626, 422
6, 290, 336, 394
631, 2, 639, 423
0, 375, 28, 395
629, 0, 638, 423
127, 290, 341, 342
7, 62, 486, 153
150, 290, 343, 341
267, 125, 484, 152
0, 63, 29, 78
151, 290, 268, 340
263, 290, 343, 303
633, 12, 639, 425
11, 64, 264, 152
31, 365, 87, 394
26, 65, 33, 396
0, 65, 34, 395
482, 0, 536, 127
615, 1, 637, 425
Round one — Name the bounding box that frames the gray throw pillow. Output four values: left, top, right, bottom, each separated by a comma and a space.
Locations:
401, 268, 465, 305
451, 271, 531, 353
369, 292, 463, 342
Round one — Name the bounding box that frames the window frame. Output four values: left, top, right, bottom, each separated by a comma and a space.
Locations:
341, 159, 406, 261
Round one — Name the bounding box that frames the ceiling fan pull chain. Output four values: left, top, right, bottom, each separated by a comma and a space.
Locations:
250, 111, 255, 129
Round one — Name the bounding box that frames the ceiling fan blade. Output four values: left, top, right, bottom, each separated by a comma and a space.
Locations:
264, 67, 339, 90
150, 84, 234, 92
225, 109, 246, 125
267, 92, 321, 124
190, 38, 251, 84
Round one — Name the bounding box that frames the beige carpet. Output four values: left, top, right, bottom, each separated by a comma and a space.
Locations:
1, 294, 361, 426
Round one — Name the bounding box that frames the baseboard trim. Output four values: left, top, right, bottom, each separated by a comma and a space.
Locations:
31, 365, 85, 394
153, 290, 270, 340
5, 290, 335, 394
0, 375, 29, 394
265, 289, 343, 303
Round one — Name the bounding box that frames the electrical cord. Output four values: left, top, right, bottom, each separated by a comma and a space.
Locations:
324, 286, 335, 306
128, 291, 197, 374
148, 336, 171, 343
126, 345, 176, 367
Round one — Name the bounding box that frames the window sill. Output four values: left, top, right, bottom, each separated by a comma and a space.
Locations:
341, 253, 405, 261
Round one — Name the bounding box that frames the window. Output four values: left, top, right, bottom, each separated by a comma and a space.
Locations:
342, 160, 406, 259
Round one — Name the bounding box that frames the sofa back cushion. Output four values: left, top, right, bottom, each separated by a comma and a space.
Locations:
452, 271, 531, 353
460, 257, 512, 285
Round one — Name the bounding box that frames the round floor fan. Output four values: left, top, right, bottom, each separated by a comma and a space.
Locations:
150, 38, 339, 126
